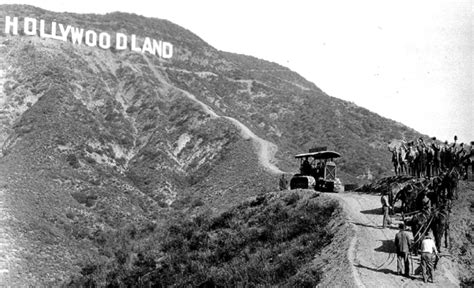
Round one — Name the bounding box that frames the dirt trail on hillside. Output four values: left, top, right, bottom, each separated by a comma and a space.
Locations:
143, 57, 284, 175
328, 192, 459, 288
221, 116, 284, 174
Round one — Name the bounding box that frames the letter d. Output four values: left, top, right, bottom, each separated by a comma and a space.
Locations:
116, 33, 127, 50
162, 42, 173, 59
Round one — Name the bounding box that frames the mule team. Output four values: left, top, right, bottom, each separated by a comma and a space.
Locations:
385, 137, 473, 283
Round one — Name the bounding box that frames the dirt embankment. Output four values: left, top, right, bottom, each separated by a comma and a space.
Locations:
323, 191, 461, 288
0, 186, 24, 286
449, 181, 474, 285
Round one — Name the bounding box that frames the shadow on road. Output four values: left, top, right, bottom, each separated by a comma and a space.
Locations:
351, 222, 382, 229
354, 263, 397, 275
374, 239, 396, 253
360, 207, 382, 215
355, 264, 420, 281
351, 222, 399, 230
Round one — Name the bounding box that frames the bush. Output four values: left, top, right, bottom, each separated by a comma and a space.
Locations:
71, 191, 97, 207
67, 193, 337, 287
66, 154, 80, 168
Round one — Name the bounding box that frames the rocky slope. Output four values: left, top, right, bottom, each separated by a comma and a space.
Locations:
0, 4, 430, 284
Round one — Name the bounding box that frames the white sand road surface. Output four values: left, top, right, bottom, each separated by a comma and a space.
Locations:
328, 192, 459, 288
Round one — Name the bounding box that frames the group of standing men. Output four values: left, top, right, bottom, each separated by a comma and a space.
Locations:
388, 137, 473, 179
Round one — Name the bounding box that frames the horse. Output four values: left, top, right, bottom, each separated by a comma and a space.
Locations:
431, 206, 450, 252
393, 179, 429, 213
397, 174, 453, 253
405, 207, 448, 253
393, 184, 415, 213
441, 168, 459, 200
405, 211, 431, 252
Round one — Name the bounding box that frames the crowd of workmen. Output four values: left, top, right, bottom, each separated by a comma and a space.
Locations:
388, 137, 473, 180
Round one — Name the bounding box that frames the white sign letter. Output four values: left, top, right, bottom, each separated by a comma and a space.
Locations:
116, 33, 127, 50
5, 16, 18, 35
162, 42, 173, 59
130, 34, 142, 53
152, 39, 162, 57
98, 32, 111, 49
70, 27, 84, 45
50, 21, 59, 39
85, 30, 97, 47
39, 19, 53, 38
141, 37, 153, 55
24, 17, 37, 36
58, 24, 71, 42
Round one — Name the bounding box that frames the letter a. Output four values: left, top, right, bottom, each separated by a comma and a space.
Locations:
142, 37, 153, 55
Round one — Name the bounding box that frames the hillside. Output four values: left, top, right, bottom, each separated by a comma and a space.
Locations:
67, 190, 345, 287
0, 5, 435, 285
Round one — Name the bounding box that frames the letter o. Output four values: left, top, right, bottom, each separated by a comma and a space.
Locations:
85, 30, 97, 47
99, 32, 111, 49
24, 17, 37, 36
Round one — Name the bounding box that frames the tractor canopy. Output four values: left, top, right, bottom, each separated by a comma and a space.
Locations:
295, 151, 341, 160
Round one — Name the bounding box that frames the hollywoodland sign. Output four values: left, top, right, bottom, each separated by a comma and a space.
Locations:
3, 16, 173, 58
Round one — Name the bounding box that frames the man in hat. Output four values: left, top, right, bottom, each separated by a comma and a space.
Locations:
395, 223, 412, 276
420, 234, 439, 283
430, 139, 441, 177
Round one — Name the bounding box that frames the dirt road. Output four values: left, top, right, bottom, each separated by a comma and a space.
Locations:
329, 192, 459, 288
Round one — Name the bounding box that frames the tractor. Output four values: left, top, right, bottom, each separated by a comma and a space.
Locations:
290, 147, 341, 192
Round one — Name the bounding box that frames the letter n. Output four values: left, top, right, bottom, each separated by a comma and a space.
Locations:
152, 39, 162, 57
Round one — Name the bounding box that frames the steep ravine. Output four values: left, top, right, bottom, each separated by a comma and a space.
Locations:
144, 55, 284, 175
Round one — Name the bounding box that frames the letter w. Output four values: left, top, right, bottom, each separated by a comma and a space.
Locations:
70, 27, 84, 45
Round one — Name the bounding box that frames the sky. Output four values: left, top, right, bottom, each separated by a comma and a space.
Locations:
2, 0, 472, 143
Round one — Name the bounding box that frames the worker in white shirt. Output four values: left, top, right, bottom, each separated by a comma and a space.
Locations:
420, 234, 439, 283
381, 193, 392, 228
